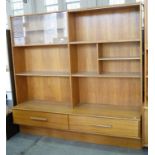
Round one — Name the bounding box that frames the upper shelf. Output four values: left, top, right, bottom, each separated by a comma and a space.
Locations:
15, 71, 141, 78
69, 39, 140, 45
13, 43, 68, 47
72, 72, 141, 78
13, 39, 140, 47
16, 71, 70, 77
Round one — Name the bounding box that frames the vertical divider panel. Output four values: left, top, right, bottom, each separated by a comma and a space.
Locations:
67, 12, 79, 108
96, 43, 101, 74
68, 44, 79, 108
67, 11, 74, 108
139, 4, 143, 105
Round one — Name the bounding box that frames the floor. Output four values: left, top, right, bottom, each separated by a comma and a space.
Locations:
6, 133, 148, 155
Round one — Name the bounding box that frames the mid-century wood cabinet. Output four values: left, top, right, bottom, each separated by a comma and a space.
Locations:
11, 3, 144, 148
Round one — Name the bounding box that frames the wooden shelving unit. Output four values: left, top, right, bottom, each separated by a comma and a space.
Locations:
11, 3, 143, 148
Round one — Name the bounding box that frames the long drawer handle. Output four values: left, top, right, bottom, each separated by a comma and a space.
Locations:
92, 125, 112, 128
30, 117, 48, 122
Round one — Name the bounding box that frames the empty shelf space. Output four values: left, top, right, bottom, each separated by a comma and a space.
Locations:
98, 57, 140, 61
69, 39, 140, 45
13, 100, 73, 114
72, 103, 141, 120
13, 101, 141, 119
16, 71, 70, 77
72, 72, 141, 78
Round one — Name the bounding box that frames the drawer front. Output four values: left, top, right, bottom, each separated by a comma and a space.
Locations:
69, 115, 140, 138
13, 110, 68, 130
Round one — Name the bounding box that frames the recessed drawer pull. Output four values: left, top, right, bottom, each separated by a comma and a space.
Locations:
30, 117, 48, 122
92, 125, 112, 128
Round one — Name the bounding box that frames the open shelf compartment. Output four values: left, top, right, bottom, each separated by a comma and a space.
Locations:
71, 77, 142, 107
68, 5, 140, 42
11, 12, 68, 46
15, 76, 71, 106
14, 45, 70, 76
70, 44, 98, 74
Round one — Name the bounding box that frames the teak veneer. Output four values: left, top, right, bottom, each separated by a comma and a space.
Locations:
142, 0, 148, 147
11, 3, 143, 148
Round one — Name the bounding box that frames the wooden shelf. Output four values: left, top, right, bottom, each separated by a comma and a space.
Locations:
25, 28, 65, 32
98, 57, 140, 61
13, 43, 68, 47
69, 39, 140, 45
69, 41, 96, 44
72, 72, 99, 77
16, 71, 70, 77
13, 100, 72, 114
73, 103, 141, 120
13, 101, 141, 120
72, 72, 141, 78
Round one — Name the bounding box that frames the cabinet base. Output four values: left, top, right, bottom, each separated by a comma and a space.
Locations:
20, 126, 142, 149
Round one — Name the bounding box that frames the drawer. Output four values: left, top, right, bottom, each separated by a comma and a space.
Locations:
69, 115, 140, 138
13, 110, 68, 130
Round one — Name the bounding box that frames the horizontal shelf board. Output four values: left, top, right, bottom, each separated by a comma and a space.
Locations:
72, 72, 98, 77
16, 71, 70, 77
70, 41, 97, 44
69, 39, 140, 44
11, 10, 67, 18
13, 43, 68, 47
73, 103, 141, 120
13, 100, 141, 120
68, 3, 140, 13
72, 72, 141, 78
13, 100, 72, 114
98, 57, 140, 61
25, 28, 65, 32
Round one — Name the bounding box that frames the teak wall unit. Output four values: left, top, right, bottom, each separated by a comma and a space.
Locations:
11, 3, 143, 148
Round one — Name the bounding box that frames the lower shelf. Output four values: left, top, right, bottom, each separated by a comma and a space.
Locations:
13, 100, 141, 119
16, 71, 70, 77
